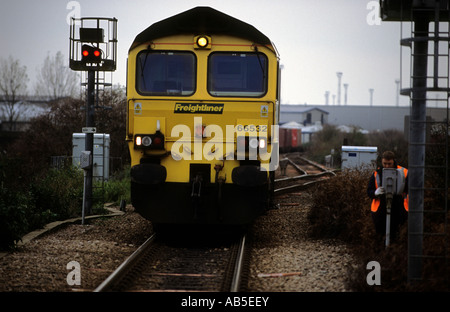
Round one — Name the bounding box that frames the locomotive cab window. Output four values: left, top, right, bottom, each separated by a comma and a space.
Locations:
208, 53, 268, 97
136, 51, 196, 96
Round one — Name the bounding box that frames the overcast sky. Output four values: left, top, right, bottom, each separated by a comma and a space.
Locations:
0, 0, 411, 106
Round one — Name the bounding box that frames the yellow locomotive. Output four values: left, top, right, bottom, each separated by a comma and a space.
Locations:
127, 7, 280, 226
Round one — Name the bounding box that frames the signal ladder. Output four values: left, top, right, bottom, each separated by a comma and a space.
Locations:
400, 4, 449, 284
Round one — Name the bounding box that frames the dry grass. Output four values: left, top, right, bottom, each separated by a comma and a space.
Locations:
308, 169, 373, 244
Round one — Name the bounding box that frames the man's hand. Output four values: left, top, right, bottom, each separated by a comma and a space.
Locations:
375, 187, 385, 196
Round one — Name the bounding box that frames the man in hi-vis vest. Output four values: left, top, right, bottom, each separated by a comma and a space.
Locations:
367, 151, 408, 241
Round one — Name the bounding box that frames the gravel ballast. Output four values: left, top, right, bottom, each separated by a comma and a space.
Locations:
249, 191, 355, 292
0, 207, 153, 292
0, 192, 356, 292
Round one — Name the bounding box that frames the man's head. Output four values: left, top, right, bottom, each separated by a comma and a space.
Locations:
381, 151, 396, 168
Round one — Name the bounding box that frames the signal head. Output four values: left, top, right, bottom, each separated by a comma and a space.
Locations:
81, 44, 102, 64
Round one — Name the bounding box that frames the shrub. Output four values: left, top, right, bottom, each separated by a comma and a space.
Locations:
1, 90, 129, 250
31, 166, 84, 220
308, 169, 373, 243
307, 169, 411, 290
308, 167, 450, 291
305, 124, 368, 166
0, 187, 31, 249
103, 167, 130, 205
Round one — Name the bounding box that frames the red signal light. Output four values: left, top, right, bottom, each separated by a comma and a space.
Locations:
81, 45, 102, 64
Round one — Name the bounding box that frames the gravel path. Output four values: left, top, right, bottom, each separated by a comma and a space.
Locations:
0, 192, 356, 292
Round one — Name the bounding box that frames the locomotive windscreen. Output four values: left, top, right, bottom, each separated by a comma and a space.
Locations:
207, 52, 267, 97
136, 51, 196, 96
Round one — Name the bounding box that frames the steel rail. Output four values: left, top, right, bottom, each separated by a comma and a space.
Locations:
275, 170, 335, 184
94, 233, 156, 292
230, 234, 246, 292
297, 155, 332, 173
274, 155, 336, 194
274, 180, 323, 195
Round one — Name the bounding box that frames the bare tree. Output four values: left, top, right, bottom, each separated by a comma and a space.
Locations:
0, 55, 29, 131
34, 51, 79, 100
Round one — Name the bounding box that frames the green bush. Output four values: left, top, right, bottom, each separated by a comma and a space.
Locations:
0, 92, 129, 250
0, 187, 31, 249
103, 166, 130, 205
0, 164, 131, 250
31, 166, 84, 220
0, 166, 86, 250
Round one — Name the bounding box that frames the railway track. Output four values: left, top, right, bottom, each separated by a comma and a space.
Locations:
274, 154, 336, 195
94, 232, 248, 292
95, 154, 331, 292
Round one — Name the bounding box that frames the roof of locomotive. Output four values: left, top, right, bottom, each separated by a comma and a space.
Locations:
129, 6, 272, 51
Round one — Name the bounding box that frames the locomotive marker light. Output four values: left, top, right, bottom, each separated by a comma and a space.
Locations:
135, 136, 142, 146
259, 137, 267, 149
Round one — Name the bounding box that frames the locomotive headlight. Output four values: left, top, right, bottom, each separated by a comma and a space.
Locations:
249, 137, 259, 149
197, 36, 208, 47
194, 35, 211, 49
142, 136, 152, 147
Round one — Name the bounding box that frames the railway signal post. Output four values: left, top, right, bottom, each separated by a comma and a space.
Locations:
381, 0, 450, 283
69, 17, 117, 224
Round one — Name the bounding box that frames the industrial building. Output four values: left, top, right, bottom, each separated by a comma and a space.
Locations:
280, 104, 448, 134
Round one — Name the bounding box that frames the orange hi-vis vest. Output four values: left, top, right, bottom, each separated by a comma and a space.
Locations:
371, 166, 409, 212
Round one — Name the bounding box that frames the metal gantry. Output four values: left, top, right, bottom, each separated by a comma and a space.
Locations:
381, 0, 449, 284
